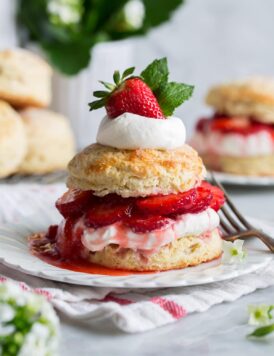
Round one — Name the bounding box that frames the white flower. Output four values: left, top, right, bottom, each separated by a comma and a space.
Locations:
124, 0, 145, 29
222, 240, 247, 264
248, 304, 274, 326
19, 323, 58, 356
0, 324, 15, 337
0, 304, 15, 323
0, 281, 60, 356
48, 0, 82, 25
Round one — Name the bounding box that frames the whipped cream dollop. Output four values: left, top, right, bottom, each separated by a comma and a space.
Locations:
78, 208, 219, 253
96, 112, 186, 149
191, 131, 274, 157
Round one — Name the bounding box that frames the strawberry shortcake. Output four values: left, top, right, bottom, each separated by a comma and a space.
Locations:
191, 78, 274, 176
30, 58, 224, 272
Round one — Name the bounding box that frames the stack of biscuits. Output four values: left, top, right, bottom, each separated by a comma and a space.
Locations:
0, 48, 75, 178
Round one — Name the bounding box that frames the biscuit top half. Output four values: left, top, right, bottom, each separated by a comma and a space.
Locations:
206, 77, 274, 123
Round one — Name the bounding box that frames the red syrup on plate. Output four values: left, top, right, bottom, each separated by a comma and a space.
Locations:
29, 232, 155, 276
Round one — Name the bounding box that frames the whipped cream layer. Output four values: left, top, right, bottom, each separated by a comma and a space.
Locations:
191, 131, 274, 157
78, 208, 219, 253
96, 113, 186, 149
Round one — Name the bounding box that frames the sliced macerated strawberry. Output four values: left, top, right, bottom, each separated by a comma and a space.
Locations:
85, 199, 132, 228
56, 218, 84, 259
124, 215, 170, 233
136, 190, 196, 215
136, 186, 213, 216
106, 78, 164, 119
211, 117, 250, 133
201, 181, 225, 211
187, 185, 213, 214
45, 225, 58, 242
56, 189, 93, 218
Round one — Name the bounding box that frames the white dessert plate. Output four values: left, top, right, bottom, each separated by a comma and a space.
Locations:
0, 211, 272, 288
209, 171, 274, 186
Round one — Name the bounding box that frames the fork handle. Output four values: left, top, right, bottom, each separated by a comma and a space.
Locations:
257, 231, 274, 253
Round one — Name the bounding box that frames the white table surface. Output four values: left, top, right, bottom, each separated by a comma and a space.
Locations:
57, 185, 274, 356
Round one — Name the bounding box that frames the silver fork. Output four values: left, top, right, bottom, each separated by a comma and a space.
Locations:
210, 173, 274, 253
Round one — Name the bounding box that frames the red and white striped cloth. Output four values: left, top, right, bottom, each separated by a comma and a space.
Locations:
0, 182, 274, 333
1, 261, 274, 333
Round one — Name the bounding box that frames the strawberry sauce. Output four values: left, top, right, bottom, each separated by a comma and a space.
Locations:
36, 252, 147, 276
29, 232, 151, 276
196, 114, 274, 136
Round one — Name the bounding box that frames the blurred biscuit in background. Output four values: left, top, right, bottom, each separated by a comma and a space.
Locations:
206, 77, 274, 124
0, 49, 52, 108
19, 108, 75, 174
0, 101, 27, 178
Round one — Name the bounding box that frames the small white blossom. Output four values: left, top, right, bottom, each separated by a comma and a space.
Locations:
124, 0, 145, 29
0, 324, 15, 337
0, 304, 15, 323
222, 240, 247, 264
48, 0, 82, 25
248, 304, 274, 326
0, 281, 60, 356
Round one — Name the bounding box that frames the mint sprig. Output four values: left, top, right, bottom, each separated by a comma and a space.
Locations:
156, 82, 194, 116
141, 57, 194, 116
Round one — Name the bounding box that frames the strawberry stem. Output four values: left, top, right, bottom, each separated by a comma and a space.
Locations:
99, 81, 116, 91
113, 70, 121, 85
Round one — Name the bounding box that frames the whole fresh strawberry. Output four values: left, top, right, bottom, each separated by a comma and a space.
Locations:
89, 58, 194, 119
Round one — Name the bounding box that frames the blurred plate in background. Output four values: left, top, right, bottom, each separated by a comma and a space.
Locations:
208, 171, 274, 186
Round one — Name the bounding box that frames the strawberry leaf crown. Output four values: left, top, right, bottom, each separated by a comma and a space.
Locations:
89, 58, 194, 117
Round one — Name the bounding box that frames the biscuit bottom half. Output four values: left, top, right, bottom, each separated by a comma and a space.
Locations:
202, 153, 274, 176
88, 228, 222, 272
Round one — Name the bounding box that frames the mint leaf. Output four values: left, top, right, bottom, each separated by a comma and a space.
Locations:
155, 82, 194, 116
248, 324, 274, 338
141, 58, 169, 91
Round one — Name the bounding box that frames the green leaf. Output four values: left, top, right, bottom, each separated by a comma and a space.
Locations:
113, 70, 121, 85
141, 58, 169, 91
143, 0, 184, 29
122, 66, 135, 79
268, 305, 274, 319
42, 40, 92, 75
93, 90, 109, 98
88, 98, 106, 111
99, 81, 116, 91
248, 324, 274, 338
155, 82, 194, 116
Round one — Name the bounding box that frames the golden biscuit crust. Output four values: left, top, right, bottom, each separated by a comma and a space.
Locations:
206, 77, 274, 123
67, 143, 206, 197
19, 108, 75, 174
0, 101, 27, 177
0, 49, 52, 108
88, 229, 222, 271
202, 152, 274, 176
